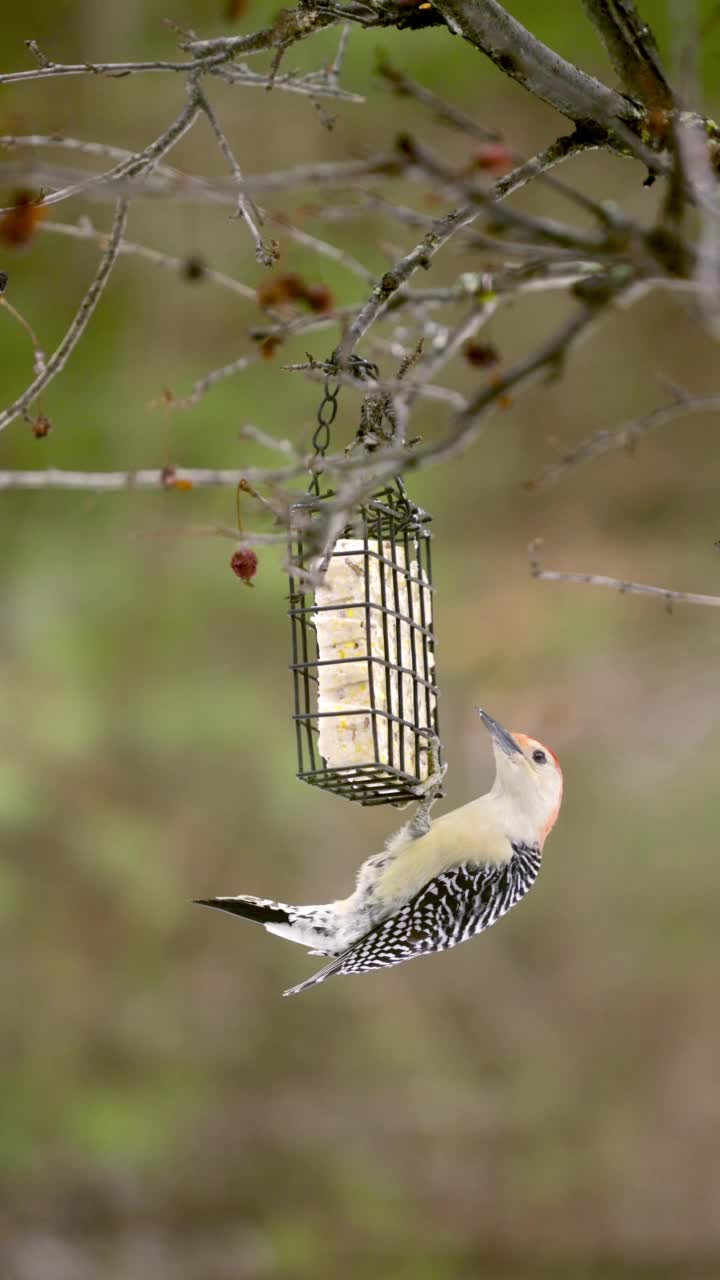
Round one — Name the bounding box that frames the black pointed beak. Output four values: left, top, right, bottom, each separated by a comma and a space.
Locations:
477, 708, 521, 757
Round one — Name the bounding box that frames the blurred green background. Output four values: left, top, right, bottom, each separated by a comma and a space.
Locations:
2, 2, 720, 1277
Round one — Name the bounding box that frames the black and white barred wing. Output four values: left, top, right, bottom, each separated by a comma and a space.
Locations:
283, 845, 541, 997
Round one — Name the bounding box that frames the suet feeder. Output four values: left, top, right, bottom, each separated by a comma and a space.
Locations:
289, 478, 441, 806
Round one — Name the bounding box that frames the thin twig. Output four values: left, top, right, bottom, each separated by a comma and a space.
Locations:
331, 206, 476, 370
0, 200, 129, 435
0, 98, 216, 434
282, 362, 467, 409
0, 132, 192, 168
375, 51, 501, 141
0, 152, 399, 212
15, 97, 200, 213
0, 297, 46, 373
266, 214, 374, 281
212, 62, 363, 101
530, 390, 720, 488
332, 135, 583, 367
328, 24, 352, 79
133, 525, 286, 545
528, 540, 720, 610
423, 303, 600, 465
40, 218, 256, 302
0, 468, 260, 491
181, 27, 309, 58
398, 133, 608, 252
240, 424, 300, 457
170, 354, 260, 409
193, 84, 276, 266
0, 51, 220, 86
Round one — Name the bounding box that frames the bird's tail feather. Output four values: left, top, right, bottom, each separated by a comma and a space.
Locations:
195, 894, 337, 952
195, 895, 292, 926
283, 953, 346, 998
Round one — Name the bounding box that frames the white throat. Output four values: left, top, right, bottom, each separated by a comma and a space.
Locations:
490, 765, 554, 848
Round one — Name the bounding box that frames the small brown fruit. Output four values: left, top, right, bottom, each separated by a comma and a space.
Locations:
230, 548, 258, 585
471, 144, 514, 174
31, 414, 52, 439
304, 284, 334, 313
463, 340, 500, 368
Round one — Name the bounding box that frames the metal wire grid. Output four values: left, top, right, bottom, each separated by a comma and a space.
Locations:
289, 483, 441, 806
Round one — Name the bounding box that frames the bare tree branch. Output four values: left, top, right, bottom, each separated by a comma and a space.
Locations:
0, 47, 213, 85
0, 1, 715, 589
170, 355, 261, 409
529, 540, 720, 610
394, 133, 609, 252
179, 19, 329, 60
332, 133, 585, 367
424, 303, 600, 465
375, 51, 501, 141
667, 0, 701, 107
331, 205, 479, 367
530, 389, 720, 488
9, 97, 201, 213
672, 112, 720, 337
580, 0, 674, 109
429, 0, 641, 132
0, 200, 129, 435
282, 362, 468, 410
0, 98, 231, 434
0, 55, 365, 97
39, 219, 257, 301
0, 151, 401, 214
201, 62, 364, 101
192, 83, 276, 266
0, 468, 254, 492
266, 215, 375, 282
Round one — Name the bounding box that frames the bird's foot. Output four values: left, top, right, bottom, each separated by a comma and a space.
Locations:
408, 734, 447, 838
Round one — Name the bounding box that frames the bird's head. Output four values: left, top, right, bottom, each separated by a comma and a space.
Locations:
478, 708, 563, 846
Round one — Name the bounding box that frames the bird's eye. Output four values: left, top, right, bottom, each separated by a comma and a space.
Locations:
532, 749, 547, 765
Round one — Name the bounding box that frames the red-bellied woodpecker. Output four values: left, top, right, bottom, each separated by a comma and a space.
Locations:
196, 709, 563, 997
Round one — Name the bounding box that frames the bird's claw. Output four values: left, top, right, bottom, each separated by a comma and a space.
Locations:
415, 731, 446, 793
408, 733, 446, 837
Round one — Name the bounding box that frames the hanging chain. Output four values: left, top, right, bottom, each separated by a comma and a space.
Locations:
310, 374, 339, 496
309, 356, 379, 497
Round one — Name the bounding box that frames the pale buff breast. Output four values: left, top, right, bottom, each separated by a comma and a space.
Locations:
377, 797, 512, 906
